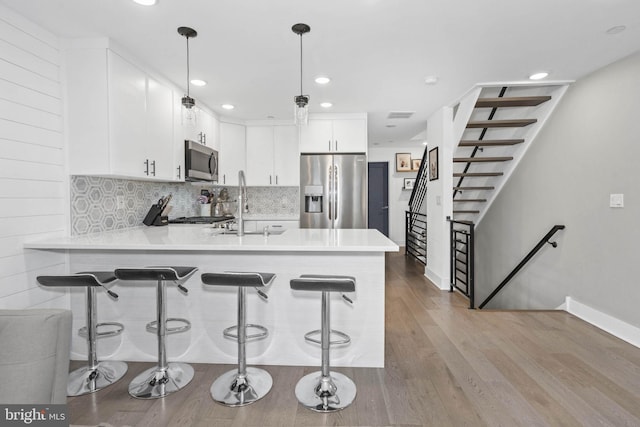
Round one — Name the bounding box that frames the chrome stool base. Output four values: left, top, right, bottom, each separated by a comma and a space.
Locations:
295, 371, 356, 412
210, 367, 273, 407
67, 361, 128, 396
128, 362, 194, 399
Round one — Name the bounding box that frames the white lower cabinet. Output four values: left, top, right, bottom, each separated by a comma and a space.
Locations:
246, 125, 299, 186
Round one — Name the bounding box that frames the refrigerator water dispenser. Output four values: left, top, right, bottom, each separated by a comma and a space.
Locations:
304, 185, 323, 213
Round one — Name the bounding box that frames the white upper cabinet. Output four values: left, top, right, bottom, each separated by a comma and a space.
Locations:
299, 114, 367, 153
219, 122, 246, 186
182, 105, 219, 150
66, 45, 179, 181
246, 125, 299, 186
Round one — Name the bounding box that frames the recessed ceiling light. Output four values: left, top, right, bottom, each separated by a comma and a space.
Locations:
221, 104, 235, 110
606, 25, 626, 35
529, 72, 549, 80
386, 124, 396, 128
132, 0, 157, 5
190, 79, 207, 86
315, 76, 331, 85
424, 75, 439, 85
320, 102, 332, 108
422, 141, 428, 145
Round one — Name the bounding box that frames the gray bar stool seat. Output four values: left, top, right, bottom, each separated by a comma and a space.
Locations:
36, 272, 127, 396
290, 274, 356, 412
201, 271, 275, 406
114, 266, 197, 399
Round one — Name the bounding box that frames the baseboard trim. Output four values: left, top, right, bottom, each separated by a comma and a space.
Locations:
425, 268, 449, 290
565, 296, 640, 349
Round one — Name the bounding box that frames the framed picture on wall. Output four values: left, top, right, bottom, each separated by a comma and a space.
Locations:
403, 178, 415, 190
395, 153, 412, 172
412, 159, 421, 171
428, 147, 439, 181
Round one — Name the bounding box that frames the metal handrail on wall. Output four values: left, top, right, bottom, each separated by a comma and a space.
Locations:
449, 218, 475, 309
478, 224, 566, 309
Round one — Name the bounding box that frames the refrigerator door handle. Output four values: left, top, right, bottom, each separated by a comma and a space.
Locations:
328, 165, 333, 221
334, 164, 338, 221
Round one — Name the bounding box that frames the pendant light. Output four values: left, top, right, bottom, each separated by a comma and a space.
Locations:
178, 26, 198, 126
292, 23, 310, 125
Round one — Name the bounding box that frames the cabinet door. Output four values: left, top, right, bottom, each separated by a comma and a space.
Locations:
108, 52, 147, 177
202, 110, 220, 151
332, 119, 367, 152
299, 119, 333, 152
273, 126, 299, 186
219, 122, 246, 185
172, 90, 185, 181
146, 77, 174, 179
246, 126, 274, 186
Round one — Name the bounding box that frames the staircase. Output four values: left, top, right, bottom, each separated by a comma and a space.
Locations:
451, 84, 569, 222
406, 146, 428, 264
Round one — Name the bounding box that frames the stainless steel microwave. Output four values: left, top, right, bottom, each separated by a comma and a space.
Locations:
185, 140, 218, 182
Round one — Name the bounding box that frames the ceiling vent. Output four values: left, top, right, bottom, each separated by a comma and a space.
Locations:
387, 111, 414, 119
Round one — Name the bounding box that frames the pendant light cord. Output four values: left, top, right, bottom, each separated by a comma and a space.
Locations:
186, 36, 191, 97
299, 34, 303, 96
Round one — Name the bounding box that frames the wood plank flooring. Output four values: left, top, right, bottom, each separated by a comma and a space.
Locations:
68, 251, 640, 426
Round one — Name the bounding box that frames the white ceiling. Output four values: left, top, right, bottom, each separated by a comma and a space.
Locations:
2, 0, 640, 148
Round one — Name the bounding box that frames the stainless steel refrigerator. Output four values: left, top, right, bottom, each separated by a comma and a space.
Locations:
300, 153, 367, 229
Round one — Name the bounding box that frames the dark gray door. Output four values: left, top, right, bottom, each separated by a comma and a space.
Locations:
367, 162, 389, 236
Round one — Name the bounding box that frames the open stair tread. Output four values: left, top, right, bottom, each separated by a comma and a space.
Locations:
459, 139, 524, 147
454, 156, 513, 162
453, 186, 495, 190
454, 172, 504, 177
453, 210, 480, 214
467, 119, 537, 128
454, 199, 487, 202
475, 96, 552, 108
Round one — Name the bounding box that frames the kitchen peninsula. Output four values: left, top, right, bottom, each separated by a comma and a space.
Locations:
25, 226, 398, 368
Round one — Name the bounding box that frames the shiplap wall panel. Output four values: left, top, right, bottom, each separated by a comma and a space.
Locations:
0, 139, 64, 164
0, 232, 64, 258
0, 118, 63, 147
0, 4, 67, 309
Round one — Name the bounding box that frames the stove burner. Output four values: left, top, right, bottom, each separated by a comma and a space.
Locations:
169, 216, 233, 224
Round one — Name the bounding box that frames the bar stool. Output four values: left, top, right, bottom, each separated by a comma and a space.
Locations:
290, 274, 356, 412
201, 271, 275, 406
114, 266, 197, 399
36, 272, 128, 396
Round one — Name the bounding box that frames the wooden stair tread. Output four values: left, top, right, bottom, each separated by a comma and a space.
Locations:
453, 199, 487, 202
454, 156, 513, 162
467, 119, 537, 128
459, 139, 524, 147
475, 96, 551, 108
454, 172, 503, 177
453, 210, 480, 214
453, 186, 495, 190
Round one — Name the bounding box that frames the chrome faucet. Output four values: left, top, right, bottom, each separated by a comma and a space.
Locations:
237, 170, 249, 236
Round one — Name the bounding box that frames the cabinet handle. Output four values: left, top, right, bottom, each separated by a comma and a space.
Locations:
328, 140, 331, 151
144, 159, 149, 175
223, 174, 226, 184
203, 133, 206, 145
177, 165, 181, 179
276, 175, 278, 185
335, 140, 338, 151
269, 175, 272, 185
151, 160, 156, 176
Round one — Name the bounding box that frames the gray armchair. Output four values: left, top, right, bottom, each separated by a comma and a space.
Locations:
0, 309, 72, 404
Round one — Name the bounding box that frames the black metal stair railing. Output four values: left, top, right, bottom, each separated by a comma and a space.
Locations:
449, 218, 475, 309
405, 146, 429, 264
478, 225, 566, 309
409, 146, 429, 213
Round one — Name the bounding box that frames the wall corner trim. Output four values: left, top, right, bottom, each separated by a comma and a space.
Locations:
565, 296, 640, 349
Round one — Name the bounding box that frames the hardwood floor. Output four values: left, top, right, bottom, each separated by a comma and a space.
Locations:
68, 251, 640, 426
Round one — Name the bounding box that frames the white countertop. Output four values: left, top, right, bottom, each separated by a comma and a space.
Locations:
24, 226, 399, 253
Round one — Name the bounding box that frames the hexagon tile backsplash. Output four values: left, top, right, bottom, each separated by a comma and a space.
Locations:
70, 176, 299, 235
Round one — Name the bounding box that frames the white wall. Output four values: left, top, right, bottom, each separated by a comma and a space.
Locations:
475, 50, 640, 329
425, 108, 454, 289
0, 5, 68, 309
368, 145, 425, 245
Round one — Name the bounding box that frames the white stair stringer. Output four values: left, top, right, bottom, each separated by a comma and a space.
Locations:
451, 82, 571, 224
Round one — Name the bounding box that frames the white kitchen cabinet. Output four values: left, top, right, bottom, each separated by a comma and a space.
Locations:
299, 115, 367, 153
182, 106, 219, 149
219, 122, 246, 185
246, 125, 299, 186
66, 46, 177, 181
